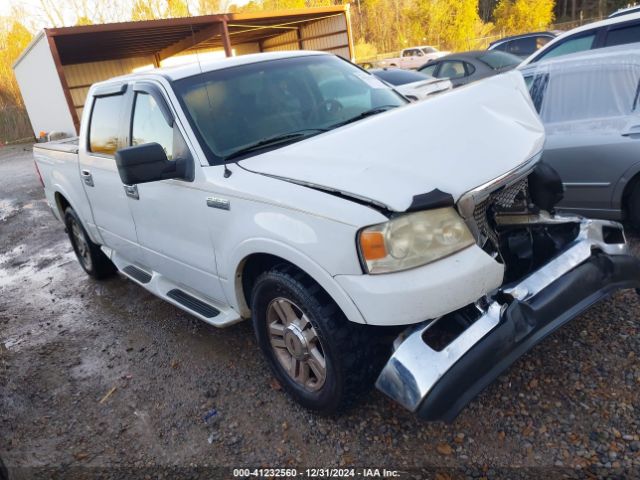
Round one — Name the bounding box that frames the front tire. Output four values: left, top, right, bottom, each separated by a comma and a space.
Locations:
251, 265, 383, 414
64, 207, 115, 279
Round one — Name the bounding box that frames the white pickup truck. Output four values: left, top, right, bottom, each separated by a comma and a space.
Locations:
378, 46, 448, 70
33, 51, 640, 421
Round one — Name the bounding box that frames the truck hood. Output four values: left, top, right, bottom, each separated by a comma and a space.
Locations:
240, 71, 544, 212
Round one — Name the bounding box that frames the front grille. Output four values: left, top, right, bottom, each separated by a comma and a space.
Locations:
472, 178, 529, 251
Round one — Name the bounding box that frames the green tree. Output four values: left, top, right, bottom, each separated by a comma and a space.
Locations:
408, 0, 491, 51
131, 0, 162, 20
166, 0, 190, 17
0, 18, 34, 142
75, 16, 93, 25
493, 0, 555, 34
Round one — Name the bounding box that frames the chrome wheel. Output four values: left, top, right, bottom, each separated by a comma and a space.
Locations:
267, 297, 327, 392
70, 218, 92, 271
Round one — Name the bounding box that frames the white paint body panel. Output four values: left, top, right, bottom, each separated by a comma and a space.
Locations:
395, 78, 453, 100
33, 52, 545, 328
335, 245, 504, 326
241, 71, 545, 212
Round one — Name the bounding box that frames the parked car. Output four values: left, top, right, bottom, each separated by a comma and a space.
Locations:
609, 4, 640, 18
520, 45, 640, 225
488, 31, 560, 59
521, 11, 640, 65
378, 46, 448, 70
417, 50, 521, 87
369, 68, 452, 100
33, 51, 640, 421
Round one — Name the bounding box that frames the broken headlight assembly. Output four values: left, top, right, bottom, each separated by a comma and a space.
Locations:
358, 207, 475, 274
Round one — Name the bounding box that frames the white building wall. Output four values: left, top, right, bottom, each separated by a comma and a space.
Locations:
13, 32, 77, 137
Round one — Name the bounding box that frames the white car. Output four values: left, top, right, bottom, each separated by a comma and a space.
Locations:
521, 11, 640, 66
369, 68, 452, 101
33, 51, 640, 420
379, 46, 448, 70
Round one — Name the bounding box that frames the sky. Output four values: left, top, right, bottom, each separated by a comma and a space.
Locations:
0, 0, 249, 29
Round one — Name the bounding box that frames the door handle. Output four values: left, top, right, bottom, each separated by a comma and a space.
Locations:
123, 184, 139, 200
622, 125, 640, 137
80, 169, 94, 187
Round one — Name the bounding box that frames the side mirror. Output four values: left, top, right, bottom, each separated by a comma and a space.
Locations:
115, 143, 186, 185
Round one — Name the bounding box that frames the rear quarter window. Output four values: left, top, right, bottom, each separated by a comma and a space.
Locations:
604, 22, 640, 47
89, 95, 124, 156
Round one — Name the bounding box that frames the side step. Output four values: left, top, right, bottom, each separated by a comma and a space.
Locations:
167, 289, 220, 318
122, 265, 152, 284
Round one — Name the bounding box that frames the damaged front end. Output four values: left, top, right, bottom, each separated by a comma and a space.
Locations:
375, 156, 640, 422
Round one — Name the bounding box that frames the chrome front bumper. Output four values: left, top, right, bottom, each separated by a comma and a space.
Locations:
375, 218, 640, 422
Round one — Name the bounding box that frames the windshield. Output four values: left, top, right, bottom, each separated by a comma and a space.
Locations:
173, 55, 406, 163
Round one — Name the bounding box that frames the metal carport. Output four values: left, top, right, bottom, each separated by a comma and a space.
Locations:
13, 6, 353, 137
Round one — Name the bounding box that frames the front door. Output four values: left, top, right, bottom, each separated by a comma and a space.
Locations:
122, 84, 226, 304
79, 85, 139, 262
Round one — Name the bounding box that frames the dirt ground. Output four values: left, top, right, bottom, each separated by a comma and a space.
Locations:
1, 144, 639, 479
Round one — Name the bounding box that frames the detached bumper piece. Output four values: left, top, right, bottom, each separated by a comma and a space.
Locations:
376, 219, 640, 422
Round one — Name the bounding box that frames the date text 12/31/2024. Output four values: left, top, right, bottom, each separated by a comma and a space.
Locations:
232, 468, 402, 478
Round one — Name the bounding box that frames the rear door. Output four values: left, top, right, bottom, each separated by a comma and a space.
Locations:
539, 65, 640, 215
78, 84, 140, 261
602, 19, 640, 47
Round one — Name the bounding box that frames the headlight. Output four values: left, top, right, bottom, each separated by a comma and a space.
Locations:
357, 207, 475, 274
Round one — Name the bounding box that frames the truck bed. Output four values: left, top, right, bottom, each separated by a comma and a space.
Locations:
33, 137, 79, 155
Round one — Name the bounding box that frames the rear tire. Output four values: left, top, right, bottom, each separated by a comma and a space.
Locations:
64, 207, 116, 279
251, 265, 385, 414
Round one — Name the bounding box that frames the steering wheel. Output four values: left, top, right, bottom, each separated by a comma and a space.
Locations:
309, 99, 344, 122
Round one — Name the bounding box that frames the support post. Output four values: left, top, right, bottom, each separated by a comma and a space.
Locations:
221, 19, 232, 57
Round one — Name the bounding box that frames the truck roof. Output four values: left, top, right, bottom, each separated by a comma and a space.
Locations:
92, 50, 329, 87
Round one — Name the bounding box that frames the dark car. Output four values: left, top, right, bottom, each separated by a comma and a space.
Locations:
609, 5, 640, 18
417, 50, 521, 87
488, 31, 560, 58
522, 12, 640, 65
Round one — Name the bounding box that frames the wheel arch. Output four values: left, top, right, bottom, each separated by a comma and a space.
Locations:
229, 242, 366, 325
53, 189, 102, 244
614, 161, 640, 214
54, 191, 71, 218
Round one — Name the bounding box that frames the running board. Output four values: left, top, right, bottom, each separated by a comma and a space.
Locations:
167, 289, 220, 318
122, 265, 152, 284
105, 248, 242, 328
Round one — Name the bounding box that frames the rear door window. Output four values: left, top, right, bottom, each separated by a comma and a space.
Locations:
437, 61, 467, 79
88, 94, 124, 156
604, 22, 640, 47
535, 33, 596, 62
540, 66, 640, 123
418, 62, 438, 76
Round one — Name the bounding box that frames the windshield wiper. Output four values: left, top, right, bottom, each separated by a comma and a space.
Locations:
328, 105, 400, 129
223, 128, 328, 161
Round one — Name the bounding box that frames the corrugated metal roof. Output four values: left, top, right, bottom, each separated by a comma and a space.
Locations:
42, 7, 348, 65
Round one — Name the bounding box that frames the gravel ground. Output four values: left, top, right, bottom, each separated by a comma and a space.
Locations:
1, 144, 639, 479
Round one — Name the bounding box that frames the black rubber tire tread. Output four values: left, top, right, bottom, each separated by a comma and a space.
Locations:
629, 185, 640, 229
251, 263, 388, 414
64, 207, 116, 280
